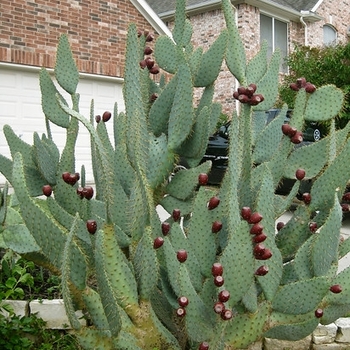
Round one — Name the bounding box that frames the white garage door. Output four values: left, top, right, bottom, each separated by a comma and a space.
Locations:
0, 63, 125, 185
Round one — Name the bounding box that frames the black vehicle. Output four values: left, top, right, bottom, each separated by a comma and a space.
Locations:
182, 109, 321, 195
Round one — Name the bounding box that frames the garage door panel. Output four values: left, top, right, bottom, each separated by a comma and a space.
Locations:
0, 65, 124, 184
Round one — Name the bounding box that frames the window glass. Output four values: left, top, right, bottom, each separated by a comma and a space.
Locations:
260, 14, 273, 57
323, 25, 337, 46
260, 14, 288, 72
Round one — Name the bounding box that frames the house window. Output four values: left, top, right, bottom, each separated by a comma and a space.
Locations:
323, 24, 337, 45
260, 14, 288, 72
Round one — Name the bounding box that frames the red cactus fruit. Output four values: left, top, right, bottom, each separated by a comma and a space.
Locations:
69, 173, 78, 185
255, 265, 269, 276
245, 85, 255, 97
145, 57, 155, 69
282, 124, 292, 136
342, 192, 350, 202
149, 65, 160, 75
177, 249, 188, 263
276, 221, 285, 231
233, 91, 239, 99
253, 243, 266, 258
291, 131, 303, 144
302, 192, 311, 205
315, 308, 323, 318
95, 114, 101, 123
198, 342, 210, 350
86, 219, 97, 234
178, 296, 189, 307
248, 212, 263, 224
62, 171, 71, 183
296, 168, 306, 180
330, 284, 342, 293
253, 232, 267, 243
139, 60, 147, 69
249, 94, 264, 106
297, 77, 307, 88
341, 203, 350, 212
259, 248, 273, 260
305, 82, 316, 93
146, 33, 154, 42
82, 186, 94, 200
176, 307, 186, 317
241, 206, 251, 221
250, 223, 264, 235
212, 221, 223, 233
212, 262, 223, 277
213, 302, 225, 314
208, 196, 220, 210
218, 290, 230, 303
172, 209, 181, 222
198, 173, 209, 185
238, 94, 250, 104
42, 185, 52, 197
76, 187, 84, 199
309, 221, 318, 233
149, 93, 158, 102
248, 83, 257, 92
237, 86, 247, 95
144, 46, 153, 55
288, 126, 298, 137
221, 309, 233, 321
289, 82, 300, 91
214, 275, 224, 287
153, 237, 164, 249
161, 222, 171, 235
102, 111, 112, 122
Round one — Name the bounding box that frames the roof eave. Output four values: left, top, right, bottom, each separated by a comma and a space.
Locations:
233, 0, 303, 21
130, 0, 173, 37
155, 0, 323, 25
300, 10, 324, 22
158, 0, 222, 21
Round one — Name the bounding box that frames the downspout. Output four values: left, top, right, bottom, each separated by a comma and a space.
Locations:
300, 16, 308, 46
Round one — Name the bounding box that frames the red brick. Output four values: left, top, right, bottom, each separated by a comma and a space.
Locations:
1, 0, 157, 78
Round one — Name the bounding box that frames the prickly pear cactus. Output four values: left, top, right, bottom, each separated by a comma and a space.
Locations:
1, 0, 350, 349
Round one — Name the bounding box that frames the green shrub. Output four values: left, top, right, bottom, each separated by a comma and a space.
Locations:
0, 313, 80, 350
279, 42, 350, 131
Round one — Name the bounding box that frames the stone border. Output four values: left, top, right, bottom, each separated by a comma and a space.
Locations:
1, 299, 85, 329
2, 299, 350, 348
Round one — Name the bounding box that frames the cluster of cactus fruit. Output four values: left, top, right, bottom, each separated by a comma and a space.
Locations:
233, 83, 265, 106
1, 0, 350, 349
290, 77, 316, 94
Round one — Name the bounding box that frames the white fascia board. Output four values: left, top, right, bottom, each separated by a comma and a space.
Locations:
129, 0, 173, 37
233, 0, 322, 23
237, 0, 301, 21
311, 0, 324, 12
158, 0, 222, 20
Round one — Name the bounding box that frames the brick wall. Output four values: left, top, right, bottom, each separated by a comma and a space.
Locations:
0, 0, 156, 77
166, 0, 350, 115
307, 1, 350, 46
